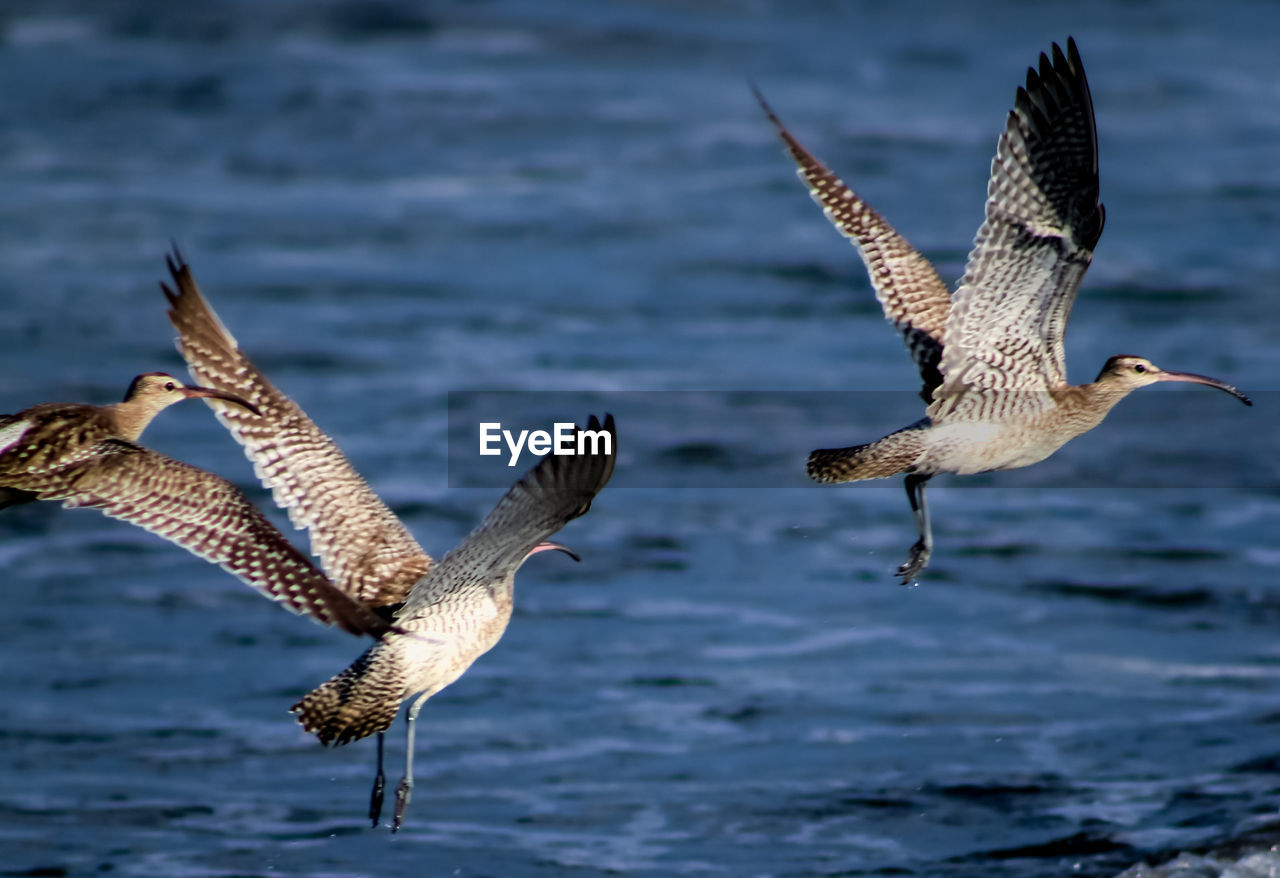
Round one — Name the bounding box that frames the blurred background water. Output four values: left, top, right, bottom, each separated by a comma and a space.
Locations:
1, 1, 1278, 876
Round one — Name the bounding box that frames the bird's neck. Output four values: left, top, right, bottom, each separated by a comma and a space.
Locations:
104, 399, 163, 441
1061, 381, 1135, 429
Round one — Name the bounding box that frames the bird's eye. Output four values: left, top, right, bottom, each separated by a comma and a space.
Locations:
165, 382, 176, 390
1133, 364, 1146, 374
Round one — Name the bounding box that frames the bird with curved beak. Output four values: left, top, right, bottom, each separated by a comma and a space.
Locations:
1, 372, 260, 510
1, 372, 389, 636
162, 250, 622, 828
291, 414, 617, 832
757, 39, 1251, 583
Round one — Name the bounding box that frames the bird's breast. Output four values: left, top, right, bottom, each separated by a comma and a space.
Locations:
401, 589, 513, 665
920, 416, 1077, 475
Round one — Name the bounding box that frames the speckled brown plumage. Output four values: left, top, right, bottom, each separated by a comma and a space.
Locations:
293, 643, 407, 746
807, 422, 929, 484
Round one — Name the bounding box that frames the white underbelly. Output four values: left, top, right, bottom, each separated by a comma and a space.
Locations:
921, 419, 1073, 475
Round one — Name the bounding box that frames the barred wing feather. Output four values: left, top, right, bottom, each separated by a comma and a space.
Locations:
162, 252, 432, 607
755, 87, 950, 402
17, 439, 389, 636
933, 39, 1105, 421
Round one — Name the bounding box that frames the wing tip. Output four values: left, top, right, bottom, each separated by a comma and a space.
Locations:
521, 411, 618, 510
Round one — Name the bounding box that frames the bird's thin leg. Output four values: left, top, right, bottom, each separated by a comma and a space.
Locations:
392, 696, 427, 832
897, 473, 933, 584
368, 732, 386, 827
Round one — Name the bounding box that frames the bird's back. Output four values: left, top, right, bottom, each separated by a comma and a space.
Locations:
0, 404, 114, 476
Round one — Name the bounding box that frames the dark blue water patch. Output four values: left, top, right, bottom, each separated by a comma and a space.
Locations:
1106, 547, 1232, 563
1088, 281, 1245, 305
0, 504, 61, 536
310, 1, 439, 39
694, 257, 870, 295
626, 675, 716, 689
656, 439, 778, 473
957, 831, 1137, 867
951, 541, 1042, 561
1026, 579, 1218, 609
1227, 752, 1280, 775
0, 727, 115, 746
608, 534, 688, 573
937, 779, 1061, 806
107, 73, 229, 115
891, 45, 971, 73
781, 790, 919, 820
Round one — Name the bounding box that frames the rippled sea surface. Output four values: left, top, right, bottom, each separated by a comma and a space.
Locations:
2, 2, 1279, 876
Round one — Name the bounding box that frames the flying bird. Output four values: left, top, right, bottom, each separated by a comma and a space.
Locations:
0, 372, 384, 634
292, 414, 616, 831
162, 251, 615, 828
756, 38, 1250, 583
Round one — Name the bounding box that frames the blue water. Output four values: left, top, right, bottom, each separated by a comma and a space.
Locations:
2, 2, 1279, 876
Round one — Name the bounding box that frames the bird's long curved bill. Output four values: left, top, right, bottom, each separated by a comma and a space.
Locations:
529, 541, 581, 563
1155, 371, 1252, 406
182, 386, 262, 416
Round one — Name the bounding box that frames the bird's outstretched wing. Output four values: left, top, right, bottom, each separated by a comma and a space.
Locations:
755, 87, 951, 402
12, 438, 391, 637
400, 414, 616, 618
162, 250, 432, 606
933, 38, 1105, 419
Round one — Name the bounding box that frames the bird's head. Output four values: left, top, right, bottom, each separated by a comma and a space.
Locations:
124, 372, 261, 415
1094, 356, 1251, 405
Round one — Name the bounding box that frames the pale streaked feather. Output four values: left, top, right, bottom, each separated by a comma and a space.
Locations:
162, 252, 433, 607
0, 418, 32, 454
933, 39, 1105, 420
754, 87, 950, 403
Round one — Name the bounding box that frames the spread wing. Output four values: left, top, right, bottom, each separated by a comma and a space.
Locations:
11, 438, 390, 637
933, 38, 1105, 420
162, 250, 432, 606
400, 415, 616, 619
755, 87, 951, 402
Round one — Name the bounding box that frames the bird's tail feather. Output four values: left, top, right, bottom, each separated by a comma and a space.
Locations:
808, 427, 926, 483
291, 644, 405, 746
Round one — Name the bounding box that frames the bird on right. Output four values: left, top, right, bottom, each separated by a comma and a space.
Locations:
756, 38, 1251, 584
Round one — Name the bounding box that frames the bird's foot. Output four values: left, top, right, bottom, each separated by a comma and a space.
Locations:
391, 775, 413, 833
896, 540, 931, 585
369, 769, 386, 828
